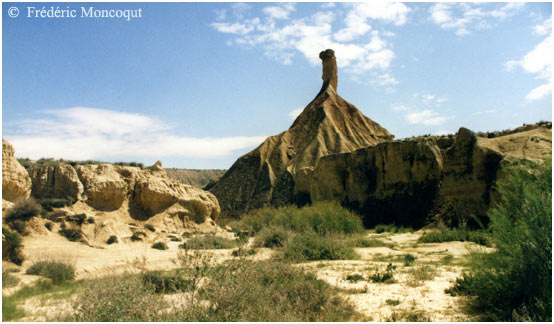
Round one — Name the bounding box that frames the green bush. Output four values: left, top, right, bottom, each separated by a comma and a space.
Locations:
106, 235, 118, 244
131, 231, 146, 241
346, 274, 364, 282
348, 237, 389, 248
5, 198, 42, 222
2, 227, 24, 265
145, 224, 155, 232
254, 227, 290, 248
26, 261, 75, 284
369, 263, 396, 283
151, 242, 168, 250
233, 201, 364, 237
403, 254, 417, 266
180, 235, 237, 249
373, 224, 413, 234
141, 271, 192, 293
69, 213, 87, 225
68, 275, 168, 321
66, 260, 357, 322
2, 270, 20, 288
9, 220, 27, 235
191, 260, 357, 321
419, 228, 490, 246
38, 198, 73, 210
59, 228, 82, 242
283, 232, 359, 261
448, 160, 552, 321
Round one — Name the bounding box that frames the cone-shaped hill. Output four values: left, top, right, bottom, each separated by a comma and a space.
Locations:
210, 49, 394, 219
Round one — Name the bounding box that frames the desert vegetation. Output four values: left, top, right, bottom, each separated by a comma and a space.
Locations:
446, 160, 552, 321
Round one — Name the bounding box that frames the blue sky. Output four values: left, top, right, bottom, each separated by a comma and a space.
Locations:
2, 2, 552, 169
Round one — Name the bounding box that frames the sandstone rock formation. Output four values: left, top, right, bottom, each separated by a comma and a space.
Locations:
29, 164, 84, 202
2, 140, 221, 236
2, 140, 32, 202
297, 124, 552, 227
210, 49, 393, 218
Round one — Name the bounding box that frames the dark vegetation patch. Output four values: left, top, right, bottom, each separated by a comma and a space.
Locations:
369, 263, 396, 283
179, 235, 237, 249
283, 232, 358, 261
373, 223, 413, 234
418, 226, 491, 246
59, 228, 83, 242
26, 261, 75, 284
106, 235, 118, 244
2, 270, 20, 288
141, 271, 192, 293
151, 242, 168, 250
5, 198, 41, 222
38, 198, 74, 210
446, 160, 552, 321
131, 231, 146, 241
2, 227, 24, 265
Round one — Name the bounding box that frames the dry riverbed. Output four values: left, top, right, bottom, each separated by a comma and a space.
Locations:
3, 230, 492, 322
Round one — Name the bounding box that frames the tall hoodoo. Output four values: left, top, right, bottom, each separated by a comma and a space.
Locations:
210, 50, 393, 219
319, 49, 338, 92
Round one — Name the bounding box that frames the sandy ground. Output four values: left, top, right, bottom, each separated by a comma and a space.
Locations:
3, 230, 489, 322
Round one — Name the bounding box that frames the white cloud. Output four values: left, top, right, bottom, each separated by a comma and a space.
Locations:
288, 107, 304, 119
534, 17, 552, 36
212, 3, 409, 88
405, 109, 452, 126
506, 35, 552, 101
413, 93, 447, 106
211, 21, 255, 35
5, 107, 265, 161
391, 104, 409, 112
333, 2, 409, 42
263, 3, 295, 20
374, 73, 398, 86
471, 109, 496, 116
429, 2, 524, 35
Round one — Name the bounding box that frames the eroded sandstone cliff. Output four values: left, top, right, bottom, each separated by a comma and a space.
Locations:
2, 140, 32, 202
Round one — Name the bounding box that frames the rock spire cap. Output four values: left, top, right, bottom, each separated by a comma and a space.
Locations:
319, 49, 338, 92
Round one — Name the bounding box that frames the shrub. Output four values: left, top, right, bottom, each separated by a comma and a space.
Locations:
348, 237, 389, 248
151, 242, 168, 250
131, 231, 146, 241
26, 261, 75, 284
403, 254, 417, 266
2, 270, 20, 288
180, 235, 237, 249
369, 263, 396, 283
254, 227, 290, 248
283, 232, 359, 261
346, 274, 364, 282
44, 222, 53, 231
168, 235, 181, 242
68, 275, 168, 321
418, 228, 490, 246
59, 228, 82, 242
141, 271, 192, 293
232, 247, 257, 257
233, 201, 364, 237
191, 260, 357, 321
386, 299, 401, 306
69, 213, 87, 225
447, 160, 552, 321
86, 217, 95, 224
5, 198, 42, 222
9, 220, 27, 235
145, 224, 155, 232
373, 224, 413, 234
38, 198, 73, 210
106, 235, 118, 244
2, 227, 24, 265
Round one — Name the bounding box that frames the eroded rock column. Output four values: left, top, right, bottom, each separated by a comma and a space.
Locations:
319, 49, 338, 91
